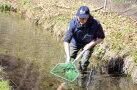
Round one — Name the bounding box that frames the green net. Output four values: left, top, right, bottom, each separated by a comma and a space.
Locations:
50, 58, 79, 82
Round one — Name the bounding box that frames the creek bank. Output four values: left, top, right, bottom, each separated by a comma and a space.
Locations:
1, 0, 137, 85
0, 54, 59, 90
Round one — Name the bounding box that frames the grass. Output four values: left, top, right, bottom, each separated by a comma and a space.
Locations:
0, 80, 11, 90
0, 67, 11, 90
0, 1, 13, 12
133, 52, 137, 64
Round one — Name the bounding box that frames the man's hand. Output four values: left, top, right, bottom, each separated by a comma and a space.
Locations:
66, 57, 70, 63
84, 42, 95, 50
84, 39, 104, 50
64, 42, 71, 63
84, 43, 91, 50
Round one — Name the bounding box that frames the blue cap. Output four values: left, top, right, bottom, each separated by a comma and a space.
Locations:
76, 6, 90, 18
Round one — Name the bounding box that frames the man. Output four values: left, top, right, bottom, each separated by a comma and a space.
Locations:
64, 6, 105, 75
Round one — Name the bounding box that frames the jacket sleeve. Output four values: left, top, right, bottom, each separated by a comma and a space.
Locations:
64, 20, 75, 43
95, 23, 105, 39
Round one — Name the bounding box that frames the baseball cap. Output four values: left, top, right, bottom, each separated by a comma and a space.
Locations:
76, 6, 90, 18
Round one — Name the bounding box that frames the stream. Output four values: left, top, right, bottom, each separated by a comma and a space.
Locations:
0, 13, 137, 90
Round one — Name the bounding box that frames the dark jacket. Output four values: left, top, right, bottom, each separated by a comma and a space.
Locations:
64, 16, 105, 47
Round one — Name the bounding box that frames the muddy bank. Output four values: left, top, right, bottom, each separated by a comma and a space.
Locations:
94, 45, 137, 84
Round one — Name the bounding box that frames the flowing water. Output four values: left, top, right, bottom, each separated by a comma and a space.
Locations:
0, 12, 137, 90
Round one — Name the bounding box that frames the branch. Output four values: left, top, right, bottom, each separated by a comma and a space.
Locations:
91, 0, 108, 12
91, 7, 104, 12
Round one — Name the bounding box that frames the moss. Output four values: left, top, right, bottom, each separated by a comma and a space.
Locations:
0, 80, 11, 90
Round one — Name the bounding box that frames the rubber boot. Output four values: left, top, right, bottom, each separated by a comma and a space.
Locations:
79, 61, 88, 75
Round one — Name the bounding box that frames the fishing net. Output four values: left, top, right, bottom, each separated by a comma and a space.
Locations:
50, 58, 79, 82
51, 50, 86, 82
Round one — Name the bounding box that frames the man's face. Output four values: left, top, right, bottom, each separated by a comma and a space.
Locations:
77, 17, 89, 24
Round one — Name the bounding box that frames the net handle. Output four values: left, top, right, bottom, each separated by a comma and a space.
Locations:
72, 49, 86, 63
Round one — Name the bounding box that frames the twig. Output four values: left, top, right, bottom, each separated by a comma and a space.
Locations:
91, 7, 104, 12
91, 0, 108, 12
71, 86, 75, 90
86, 70, 93, 87
9, 79, 18, 88
104, 0, 107, 8
57, 82, 65, 90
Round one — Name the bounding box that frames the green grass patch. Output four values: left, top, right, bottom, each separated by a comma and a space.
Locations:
112, 0, 126, 3
0, 80, 11, 90
133, 52, 137, 64
0, 2, 13, 12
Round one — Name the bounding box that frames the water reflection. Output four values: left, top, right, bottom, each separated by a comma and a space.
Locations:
0, 13, 64, 90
